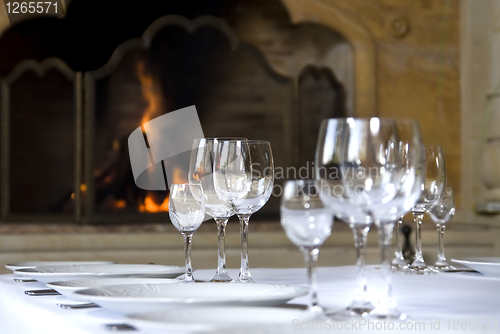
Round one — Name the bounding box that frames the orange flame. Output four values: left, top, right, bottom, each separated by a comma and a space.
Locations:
139, 194, 169, 213
136, 61, 163, 125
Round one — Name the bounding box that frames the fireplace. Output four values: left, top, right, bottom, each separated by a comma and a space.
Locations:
0, 0, 375, 224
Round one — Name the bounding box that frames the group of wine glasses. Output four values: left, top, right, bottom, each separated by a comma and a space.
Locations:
280, 117, 455, 321
168, 138, 274, 284
392, 146, 456, 274
167, 117, 456, 323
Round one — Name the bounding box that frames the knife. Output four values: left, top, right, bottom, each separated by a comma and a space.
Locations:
25, 289, 61, 296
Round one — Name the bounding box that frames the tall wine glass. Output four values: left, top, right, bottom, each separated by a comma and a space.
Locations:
370, 119, 425, 320
169, 183, 205, 283
316, 118, 375, 318
281, 180, 334, 313
409, 145, 446, 274
214, 140, 274, 283
428, 186, 455, 271
189, 138, 245, 283
340, 118, 405, 319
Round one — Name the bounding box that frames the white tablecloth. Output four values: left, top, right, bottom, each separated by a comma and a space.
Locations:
1, 266, 500, 333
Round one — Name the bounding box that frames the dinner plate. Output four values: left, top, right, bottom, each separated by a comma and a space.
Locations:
452, 257, 500, 277
14, 264, 185, 283
127, 306, 319, 332
5, 261, 115, 272
46, 277, 180, 301
74, 283, 308, 314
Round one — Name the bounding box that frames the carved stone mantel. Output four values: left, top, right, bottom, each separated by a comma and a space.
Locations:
281, 0, 377, 117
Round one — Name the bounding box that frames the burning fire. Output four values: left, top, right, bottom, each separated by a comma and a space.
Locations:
136, 61, 164, 125
139, 194, 169, 213
136, 60, 171, 213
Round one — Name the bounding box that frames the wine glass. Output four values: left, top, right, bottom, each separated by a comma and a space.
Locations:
409, 145, 446, 274
316, 118, 375, 318
169, 183, 205, 283
189, 138, 245, 283
370, 119, 425, 320
281, 180, 334, 313
339, 118, 406, 319
428, 186, 455, 271
214, 140, 274, 283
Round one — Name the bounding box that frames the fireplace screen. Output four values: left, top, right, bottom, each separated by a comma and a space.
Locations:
0, 15, 350, 224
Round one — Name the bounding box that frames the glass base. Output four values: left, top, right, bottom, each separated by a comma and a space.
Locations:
370, 310, 409, 322
431, 263, 456, 272
408, 265, 439, 275
370, 302, 408, 321
327, 301, 375, 319
391, 263, 410, 273
236, 276, 255, 283
210, 272, 234, 283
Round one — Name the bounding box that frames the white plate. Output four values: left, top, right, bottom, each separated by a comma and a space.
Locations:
74, 283, 308, 314
14, 264, 185, 283
452, 257, 500, 277
46, 277, 180, 301
5, 261, 115, 272
127, 307, 319, 332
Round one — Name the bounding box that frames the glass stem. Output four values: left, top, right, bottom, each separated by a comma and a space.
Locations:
351, 225, 371, 306
214, 217, 229, 277
378, 222, 395, 308
392, 216, 406, 266
302, 247, 321, 313
411, 211, 426, 267
237, 214, 254, 282
437, 224, 447, 263
182, 232, 194, 283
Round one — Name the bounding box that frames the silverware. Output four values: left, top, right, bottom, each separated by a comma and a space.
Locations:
25, 289, 61, 296
442, 269, 479, 273
57, 302, 99, 309
14, 278, 37, 283
102, 324, 138, 331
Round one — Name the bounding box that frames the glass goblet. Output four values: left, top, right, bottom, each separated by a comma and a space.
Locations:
281, 180, 334, 314
428, 186, 455, 271
409, 145, 446, 274
168, 183, 205, 283
189, 138, 245, 283
340, 118, 406, 320
316, 118, 375, 318
371, 119, 425, 320
214, 140, 274, 283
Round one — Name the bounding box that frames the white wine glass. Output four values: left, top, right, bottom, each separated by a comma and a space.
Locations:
214, 140, 274, 283
410, 145, 446, 274
189, 138, 245, 283
371, 119, 425, 320
428, 186, 455, 271
316, 118, 375, 318
281, 180, 334, 313
339, 118, 404, 320
169, 183, 205, 283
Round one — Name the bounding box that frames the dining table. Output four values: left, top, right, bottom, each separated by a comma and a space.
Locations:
0, 265, 499, 333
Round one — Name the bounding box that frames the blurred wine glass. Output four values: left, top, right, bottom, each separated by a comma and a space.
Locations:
281, 180, 334, 313
316, 118, 375, 318
409, 145, 446, 274
371, 119, 425, 320
428, 186, 455, 271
